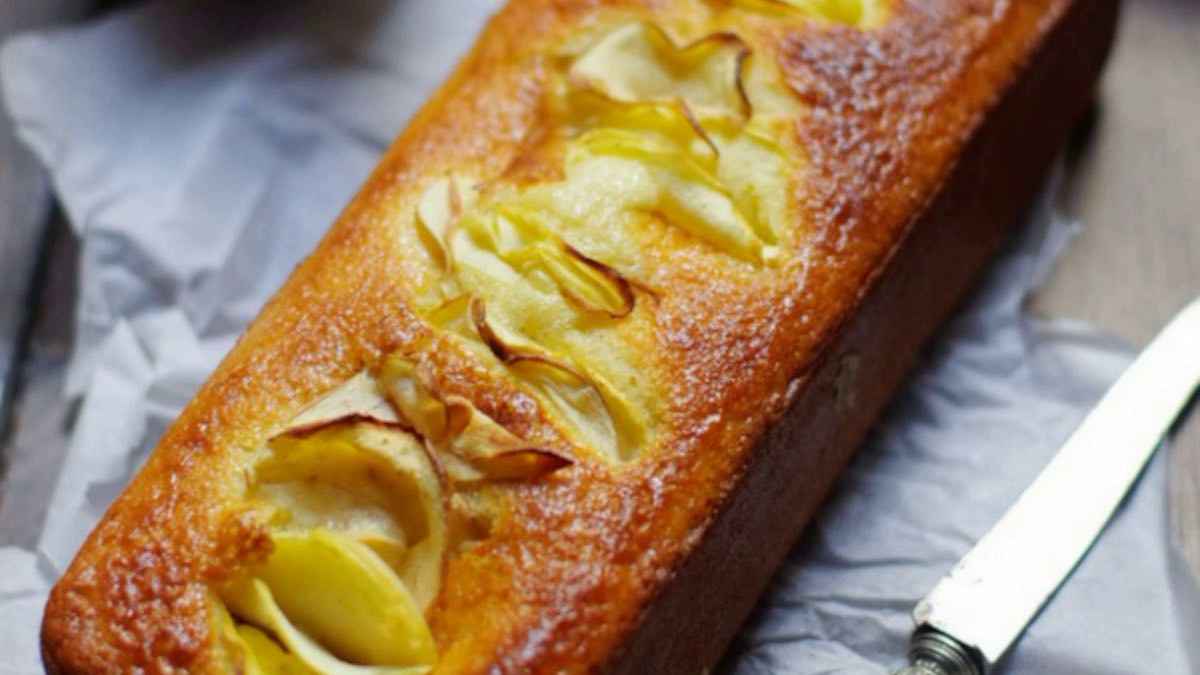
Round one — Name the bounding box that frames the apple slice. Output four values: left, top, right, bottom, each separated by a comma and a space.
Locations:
491, 205, 635, 318
236, 624, 317, 675
572, 126, 779, 265
469, 299, 645, 462
415, 175, 479, 273
376, 356, 452, 443
213, 596, 285, 675
262, 420, 447, 613
526, 240, 634, 318
223, 530, 434, 672
280, 372, 400, 436
566, 92, 719, 162
440, 392, 573, 482
569, 23, 749, 120
378, 353, 573, 483
735, 0, 882, 26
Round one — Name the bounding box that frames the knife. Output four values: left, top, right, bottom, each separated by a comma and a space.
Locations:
894, 296, 1200, 675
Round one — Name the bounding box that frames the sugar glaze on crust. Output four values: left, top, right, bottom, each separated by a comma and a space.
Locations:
40, 1, 1117, 674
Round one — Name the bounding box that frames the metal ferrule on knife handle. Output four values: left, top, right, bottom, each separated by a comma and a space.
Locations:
894, 626, 985, 675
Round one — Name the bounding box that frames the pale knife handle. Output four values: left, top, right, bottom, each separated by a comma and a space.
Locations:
892, 626, 985, 675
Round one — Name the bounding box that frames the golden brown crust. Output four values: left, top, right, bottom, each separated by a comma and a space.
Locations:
41, 1, 1119, 673
607, 3, 1121, 670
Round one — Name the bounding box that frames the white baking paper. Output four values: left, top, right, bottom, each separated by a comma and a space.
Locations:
1, 1, 1197, 673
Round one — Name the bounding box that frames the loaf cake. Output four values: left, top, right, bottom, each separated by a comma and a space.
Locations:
41, 1, 1119, 673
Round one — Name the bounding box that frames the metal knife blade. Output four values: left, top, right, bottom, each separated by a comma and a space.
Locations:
896, 296, 1200, 675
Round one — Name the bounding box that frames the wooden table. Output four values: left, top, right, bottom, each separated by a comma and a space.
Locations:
1030, 0, 1200, 571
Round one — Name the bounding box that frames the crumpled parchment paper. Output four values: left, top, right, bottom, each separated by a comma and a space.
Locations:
2, 1, 1197, 673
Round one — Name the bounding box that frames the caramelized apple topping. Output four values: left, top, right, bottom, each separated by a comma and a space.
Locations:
566, 93, 720, 160
212, 15, 818, 674
467, 297, 531, 364
424, 294, 477, 340
236, 624, 318, 675
468, 299, 644, 461
282, 371, 402, 433
508, 357, 641, 464
220, 530, 434, 674
398, 20, 803, 470
461, 204, 637, 318
571, 125, 780, 264
216, 352, 582, 671
415, 175, 479, 273
215, 382, 447, 672
378, 353, 575, 483
460, 447, 573, 482
557, 244, 637, 317
376, 356, 454, 443
569, 23, 751, 120
267, 421, 446, 601
733, 0, 887, 27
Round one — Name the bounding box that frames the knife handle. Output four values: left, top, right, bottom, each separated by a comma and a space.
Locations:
892, 626, 986, 675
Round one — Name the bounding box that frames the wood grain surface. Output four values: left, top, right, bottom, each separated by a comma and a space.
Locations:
1030, 0, 1200, 573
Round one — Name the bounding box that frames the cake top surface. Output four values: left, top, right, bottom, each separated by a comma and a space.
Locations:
41, 2, 1072, 673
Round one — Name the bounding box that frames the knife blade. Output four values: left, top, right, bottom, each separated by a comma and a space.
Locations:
895, 296, 1200, 675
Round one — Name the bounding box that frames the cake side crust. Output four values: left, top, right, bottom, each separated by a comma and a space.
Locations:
605, 1, 1121, 671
